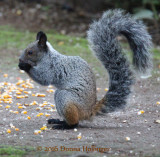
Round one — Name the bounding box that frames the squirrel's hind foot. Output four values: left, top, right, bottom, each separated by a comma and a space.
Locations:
48, 118, 78, 130
52, 123, 78, 130
48, 118, 65, 124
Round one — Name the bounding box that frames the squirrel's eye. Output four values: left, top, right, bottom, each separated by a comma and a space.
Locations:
28, 51, 33, 55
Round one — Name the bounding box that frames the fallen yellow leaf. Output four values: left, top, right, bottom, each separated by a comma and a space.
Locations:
58, 41, 64, 46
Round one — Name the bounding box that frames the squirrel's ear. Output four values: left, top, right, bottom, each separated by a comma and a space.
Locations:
36, 31, 44, 40
37, 31, 47, 49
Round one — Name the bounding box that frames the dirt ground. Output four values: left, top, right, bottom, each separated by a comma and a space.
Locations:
0, 56, 160, 157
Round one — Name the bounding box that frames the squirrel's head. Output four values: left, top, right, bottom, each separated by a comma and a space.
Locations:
18, 31, 48, 72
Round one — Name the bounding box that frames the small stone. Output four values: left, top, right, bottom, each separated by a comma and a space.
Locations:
137, 132, 141, 135
74, 128, 77, 132
125, 137, 130, 141
154, 120, 160, 124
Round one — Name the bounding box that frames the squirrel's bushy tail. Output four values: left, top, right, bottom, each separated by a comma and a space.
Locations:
87, 9, 152, 113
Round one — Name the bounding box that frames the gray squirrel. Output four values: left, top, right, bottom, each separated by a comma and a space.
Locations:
18, 9, 152, 129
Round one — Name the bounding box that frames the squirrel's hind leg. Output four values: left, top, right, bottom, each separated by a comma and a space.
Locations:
51, 103, 79, 130
51, 90, 81, 130
48, 103, 79, 130
63, 103, 79, 125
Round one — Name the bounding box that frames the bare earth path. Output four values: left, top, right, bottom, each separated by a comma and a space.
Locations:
0, 60, 160, 157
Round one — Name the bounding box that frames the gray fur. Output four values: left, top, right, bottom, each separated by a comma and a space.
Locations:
19, 9, 152, 121
87, 9, 152, 112
19, 41, 96, 121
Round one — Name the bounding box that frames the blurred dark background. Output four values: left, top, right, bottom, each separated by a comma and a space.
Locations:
0, 0, 160, 44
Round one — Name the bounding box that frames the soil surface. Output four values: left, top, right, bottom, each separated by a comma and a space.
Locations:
0, 53, 160, 157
